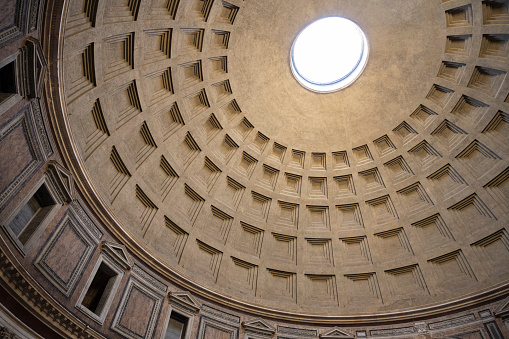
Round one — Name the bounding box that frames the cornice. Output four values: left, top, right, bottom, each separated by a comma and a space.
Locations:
0, 238, 107, 339
41, 0, 509, 325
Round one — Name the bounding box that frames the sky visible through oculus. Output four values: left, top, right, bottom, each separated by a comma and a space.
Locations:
291, 17, 368, 91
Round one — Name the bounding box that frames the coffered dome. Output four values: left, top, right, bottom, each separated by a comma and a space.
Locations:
56, 0, 509, 319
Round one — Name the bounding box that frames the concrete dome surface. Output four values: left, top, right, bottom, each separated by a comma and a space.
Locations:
0, 0, 508, 338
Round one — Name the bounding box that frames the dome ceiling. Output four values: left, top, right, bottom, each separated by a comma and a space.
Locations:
57, 0, 509, 320
231, 0, 443, 150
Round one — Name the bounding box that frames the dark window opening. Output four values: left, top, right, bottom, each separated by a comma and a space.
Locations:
81, 262, 117, 315
0, 61, 17, 103
9, 184, 56, 245
165, 312, 188, 339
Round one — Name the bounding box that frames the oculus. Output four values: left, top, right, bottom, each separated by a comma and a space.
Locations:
290, 17, 369, 92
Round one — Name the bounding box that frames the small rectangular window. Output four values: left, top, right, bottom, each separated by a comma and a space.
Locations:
81, 262, 118, 316
165, 312, 188, 339
0, 61, 17, 104
9, 184, 56, 245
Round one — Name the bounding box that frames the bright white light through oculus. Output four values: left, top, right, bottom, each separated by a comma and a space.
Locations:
290, 17, 369, 92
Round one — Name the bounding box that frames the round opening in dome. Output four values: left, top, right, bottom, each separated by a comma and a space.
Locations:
290, 17, 369, 93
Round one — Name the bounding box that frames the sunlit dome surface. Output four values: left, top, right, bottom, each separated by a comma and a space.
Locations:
291, 17, 369, 92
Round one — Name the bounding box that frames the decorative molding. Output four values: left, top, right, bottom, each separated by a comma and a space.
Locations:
19, 38, 47, 99
28, 99, 52, 159
319, 327, 354, 338
0, 300, 47, 338
242, 318, 276, 336
370, 326, 416, 337
34, 209, 98, 296
428, 314, 476, 330
197, 315, 239, 339
202, 304, 240, 324
27, 0, 42, 33
111, 271, 165, 339
483, 321, 504, 338
0, 100, 52, 212
495, 296, 509, 318
0, 243, 106, 339
277, 325, 317, 337
169, 291, 201, 314
478, 309, 492, 319
131, 264, 167, 293
45, 161, 75, 204
356, 330, 367, 338
0, 326, 22, 339
0, 0, 25, 46
101, 241, 133, 271
68, 201, 102, 243
414, 321, 427, 334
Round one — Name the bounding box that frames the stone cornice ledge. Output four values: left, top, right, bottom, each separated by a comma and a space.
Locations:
42, 0, 509, 325
0, 239, 107, 339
